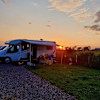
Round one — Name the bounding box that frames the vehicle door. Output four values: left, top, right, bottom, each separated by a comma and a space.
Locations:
6, 45, 21, 61
21, 43, 30, 59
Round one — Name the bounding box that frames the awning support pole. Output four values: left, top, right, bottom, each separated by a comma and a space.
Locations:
30, 43, 31, 63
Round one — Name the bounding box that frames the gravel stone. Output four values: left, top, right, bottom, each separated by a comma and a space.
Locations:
0, 64, 77, 100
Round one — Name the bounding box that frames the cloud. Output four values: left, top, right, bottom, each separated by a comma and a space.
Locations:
71, 13, 91, 22
84, 24, 100, 31
94, 11, 100, 23
1, 0, 13, 5
45, 21, 52, 28
48, 0, 93, 22
95, 33, 100, 35
28, 22, 32, 24
70, 8, 92, 21
1, 0, 6, 4
45, 25, 52, 28
48, 0, 86, 13
84, 10, 100, 34
48, 20, 51, 23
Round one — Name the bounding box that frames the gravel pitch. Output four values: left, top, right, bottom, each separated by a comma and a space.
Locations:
0, 64, 77, 100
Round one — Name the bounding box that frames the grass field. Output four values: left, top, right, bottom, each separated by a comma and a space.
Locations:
25, 64, 100, 100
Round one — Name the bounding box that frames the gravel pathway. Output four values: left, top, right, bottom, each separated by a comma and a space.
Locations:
0, 64, 77, 100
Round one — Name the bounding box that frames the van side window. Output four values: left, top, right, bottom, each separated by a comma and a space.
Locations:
22, 44, 29, 51
47, 46, 53, 50
7, 45, 19, 53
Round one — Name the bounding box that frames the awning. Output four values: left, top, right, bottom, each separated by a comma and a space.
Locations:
5, 39, 56, 46
5, 40, 22, 45
22, 40, 56, 46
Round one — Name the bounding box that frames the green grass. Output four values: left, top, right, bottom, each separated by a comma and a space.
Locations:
25, 64, 100, 100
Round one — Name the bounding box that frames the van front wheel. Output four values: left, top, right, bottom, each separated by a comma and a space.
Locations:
4, 57, 11, 64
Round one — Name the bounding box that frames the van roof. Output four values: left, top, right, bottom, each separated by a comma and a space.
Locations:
5, 39, 56, 46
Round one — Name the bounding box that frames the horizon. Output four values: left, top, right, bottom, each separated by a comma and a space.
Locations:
0, 0, 100, 48
0, 39, 99, 49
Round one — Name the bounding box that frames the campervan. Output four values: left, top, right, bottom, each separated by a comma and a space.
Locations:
0, 39, 56, 63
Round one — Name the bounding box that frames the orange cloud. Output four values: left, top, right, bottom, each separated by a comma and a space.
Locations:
48, 0, 93, 22
70, 8, 92, 22
48, 0, 86, 13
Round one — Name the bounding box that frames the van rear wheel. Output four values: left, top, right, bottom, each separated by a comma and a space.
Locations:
4, 57, 11, 64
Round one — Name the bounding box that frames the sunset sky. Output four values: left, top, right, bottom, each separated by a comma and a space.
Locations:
0, 0, 100, 48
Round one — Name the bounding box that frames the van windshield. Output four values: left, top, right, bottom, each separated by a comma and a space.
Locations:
0, 46, 6, 50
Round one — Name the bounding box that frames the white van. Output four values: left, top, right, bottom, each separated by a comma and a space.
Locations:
0, 39, 56, 63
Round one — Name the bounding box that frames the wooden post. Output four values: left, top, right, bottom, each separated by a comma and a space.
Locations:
76, 55, 78, 64
61, 46, 63, 64
88, 55, 90, 65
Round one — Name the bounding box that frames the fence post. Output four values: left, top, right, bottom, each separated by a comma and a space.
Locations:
76, 54, 78, 64
88, 55, 90, 65
61, 49, 63, 64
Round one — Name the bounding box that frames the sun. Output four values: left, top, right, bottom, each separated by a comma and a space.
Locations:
59, 46, 63, 49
